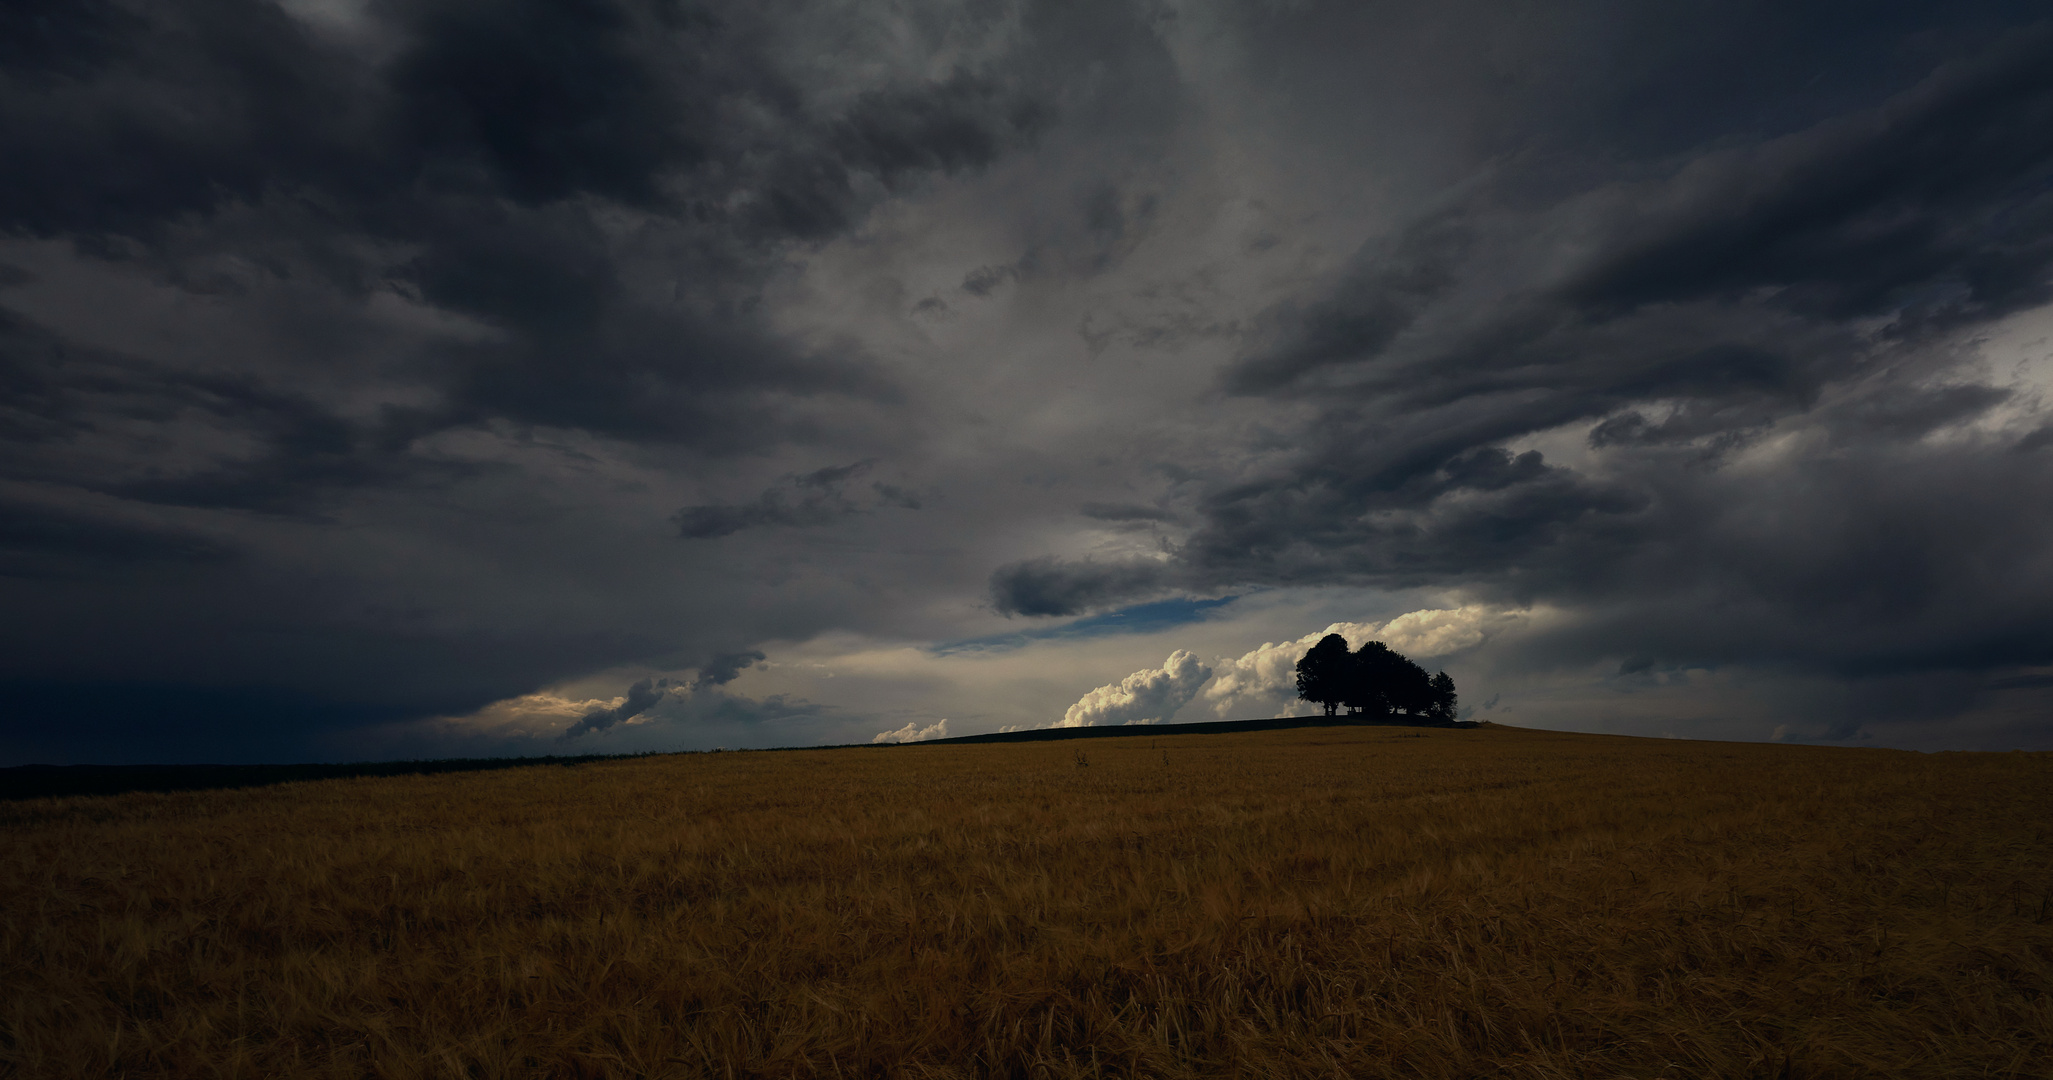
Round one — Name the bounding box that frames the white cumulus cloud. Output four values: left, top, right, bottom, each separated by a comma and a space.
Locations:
1061, 650, 1212, 727
873, 718, 950, 743
1376, 605, 1525, 658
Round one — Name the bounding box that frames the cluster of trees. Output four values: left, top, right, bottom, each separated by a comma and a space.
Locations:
1294, 634, 1458, 722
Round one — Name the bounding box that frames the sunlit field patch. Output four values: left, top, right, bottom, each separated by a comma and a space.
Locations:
4, 725, 2050, 1078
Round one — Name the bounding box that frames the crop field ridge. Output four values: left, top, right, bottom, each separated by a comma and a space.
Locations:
2, 724, 2049, 1078
0, 754, 660, 803
931, 713, 1480, 745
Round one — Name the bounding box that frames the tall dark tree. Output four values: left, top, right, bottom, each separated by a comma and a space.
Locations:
1393, 656, 1435, 716
1295, 633, 1351, 716
1428, 671, 1458, 723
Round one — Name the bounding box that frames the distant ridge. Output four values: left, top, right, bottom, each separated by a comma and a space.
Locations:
2, 717, 1484, 802
0, 754, 646, 803
930, 714, 1480, 745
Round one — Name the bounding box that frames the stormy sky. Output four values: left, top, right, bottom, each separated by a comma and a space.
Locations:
5, 0, 2053, 764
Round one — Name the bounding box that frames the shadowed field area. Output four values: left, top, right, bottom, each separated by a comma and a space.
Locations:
3, 725, 2050, 1078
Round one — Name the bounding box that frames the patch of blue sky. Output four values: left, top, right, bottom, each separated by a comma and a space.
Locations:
932, 596, 1240, 656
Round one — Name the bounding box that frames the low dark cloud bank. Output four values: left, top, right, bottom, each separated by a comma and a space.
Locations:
4, 0, 2052, 760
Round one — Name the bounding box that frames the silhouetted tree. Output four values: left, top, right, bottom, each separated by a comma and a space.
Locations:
1294, 633, 1351, 716
1428, 671, 1458, 722
1396, 657, 1436, 717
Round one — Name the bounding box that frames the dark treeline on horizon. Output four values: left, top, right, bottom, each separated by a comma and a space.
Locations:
1296, 636, 1458, 721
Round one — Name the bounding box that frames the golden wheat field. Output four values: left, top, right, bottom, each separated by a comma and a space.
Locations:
3, 724, 2051, 1079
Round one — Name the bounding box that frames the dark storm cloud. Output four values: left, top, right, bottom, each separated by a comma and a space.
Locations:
561, 678, 828, 743
996, 23, 2053, 728
363, 9, 1046, 446
1219, 214, 1464, 395
691, 650, 765, 691
561, 676, 670, 739
554, 675, 832, 743
2018, 425, 2053, 454
961, 264, 1018, 297
959, 181, 1165, 298
1192, 28, 2053, 583
1553, 43, 2053, 326
936, 596, 1235, 655
0, 498, 233, 576
1, 0, 350, 241
11, 0, 2053, 761
0, 0, 1129, 761
673, 460, 921, 538
386, 0, 706, 211
1079, 502, 1179, 523
0, 0, 1054, 486
0, 307, 419, 515
1220, 22, 2053, 402
990, 557, 1174, 617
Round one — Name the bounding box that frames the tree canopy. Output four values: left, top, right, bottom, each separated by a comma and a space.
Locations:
1294, 634, 1353, 717
1294, 636, 1458, 722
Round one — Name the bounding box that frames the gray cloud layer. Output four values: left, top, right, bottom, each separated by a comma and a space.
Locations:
994, 22, 2053, 710
4, 0, 2051, 760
